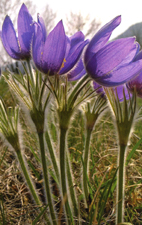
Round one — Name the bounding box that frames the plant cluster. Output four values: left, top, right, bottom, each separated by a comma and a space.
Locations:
0, 3, 142, 225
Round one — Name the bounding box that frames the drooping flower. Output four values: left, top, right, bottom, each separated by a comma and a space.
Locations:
32, 15, 89, 76
1, 3, 34, 60
127, 50, 142, 98
84, 16, 142, 87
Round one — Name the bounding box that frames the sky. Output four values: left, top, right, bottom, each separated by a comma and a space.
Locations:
34, 0, 142, 39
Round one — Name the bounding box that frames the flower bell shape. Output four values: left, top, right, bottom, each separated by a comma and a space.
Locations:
32, 16, 89, 76
1, 3, 34, 60
127, 50, 142, 98
84, 15, 142, 87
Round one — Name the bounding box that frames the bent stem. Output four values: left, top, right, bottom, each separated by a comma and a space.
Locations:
117, 144, 127, 224
38, 132, 57, 225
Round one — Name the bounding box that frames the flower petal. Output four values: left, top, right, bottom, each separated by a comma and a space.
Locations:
1, 16, 20, 59
85, 15, 121, 64
127, 70, 142, 98
114, 85, 131, 101
37, 14, 47, 42
60, 39, 89, 74
86, 37, 137, 79
18, 3, 34, 58
32, 24, 44, 72
68, 59, 86, 81
69, 31, 85, 54
95, 60, 142, 87
42, 20, 66, 75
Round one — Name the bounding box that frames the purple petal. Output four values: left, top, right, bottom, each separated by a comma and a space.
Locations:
127, 71, 142, 98
32, 24, 44, 71
133, 49, 142, 61
2, 16, 20, 59
68, 59, 86, 81
42, 20, 66, 75
85, 15, 121, 64
86, 37, 137, 79
59, 39, 89, 74
37, 14, 47, 42
95, 60, 142, 87
114, 85, 131, 101
69, 31, 85, 54
18, 3, 34, 58
93, 81, 105, 96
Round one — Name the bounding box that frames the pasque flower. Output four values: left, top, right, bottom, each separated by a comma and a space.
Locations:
127, 50, 142, 98
84, 16, 142, 87
1, 3, 34, 60
32, 15, 89, 76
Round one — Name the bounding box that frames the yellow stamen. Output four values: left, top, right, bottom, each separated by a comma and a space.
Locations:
60, 58, 66, 70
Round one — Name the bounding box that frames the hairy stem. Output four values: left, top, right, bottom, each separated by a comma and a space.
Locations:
83, 128, 92, 205
16, 149, 51, 224
59, 127, 73, 224
116, 143, 127, 224
38, 132, 57, 225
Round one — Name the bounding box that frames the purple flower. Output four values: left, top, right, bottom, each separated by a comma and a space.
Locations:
127, 50, 142, 98
84, 16, 142, 87
32, 16, 89, 76
1, 3, 34, 60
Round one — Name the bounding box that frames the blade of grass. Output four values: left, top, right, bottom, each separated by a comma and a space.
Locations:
32, 204, 48, 225
126, 137, 142, 166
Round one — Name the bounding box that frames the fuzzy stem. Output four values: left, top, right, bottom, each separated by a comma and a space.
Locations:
16, 149, 51, 224
16, 149, 42, 206
45, 130, 59, 181
116, 143, 127, 224
83, 128, 92, 204
66, 153, 78, 218
59, 127, 73, 224
38, 132, 57, 225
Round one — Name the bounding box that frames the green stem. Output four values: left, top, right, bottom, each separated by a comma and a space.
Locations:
45, 130, 59, 181
83, 128, 92, 204
38, 132, 57, 225
116, 143, 127, 224
16, 149, 51, 224
66, 153, 78, 218
26, 59, 34, 83
16, 150, 42, 206
59, 127, 73, 224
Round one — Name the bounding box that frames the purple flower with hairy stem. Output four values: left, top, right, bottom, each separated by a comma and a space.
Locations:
84, 15, 142, 87
32, 15, 89, 76
1, 3, 34, 60
127, 50, 142, 98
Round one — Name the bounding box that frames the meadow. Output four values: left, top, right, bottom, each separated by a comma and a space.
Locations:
0, 73, 142, 225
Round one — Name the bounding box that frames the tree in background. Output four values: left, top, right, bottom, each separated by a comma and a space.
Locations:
41, 4, 56, 35
66, 11, 101, 38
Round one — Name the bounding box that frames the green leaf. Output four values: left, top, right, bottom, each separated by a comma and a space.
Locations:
126, 137, 142, 166
32, 205, 48, 225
